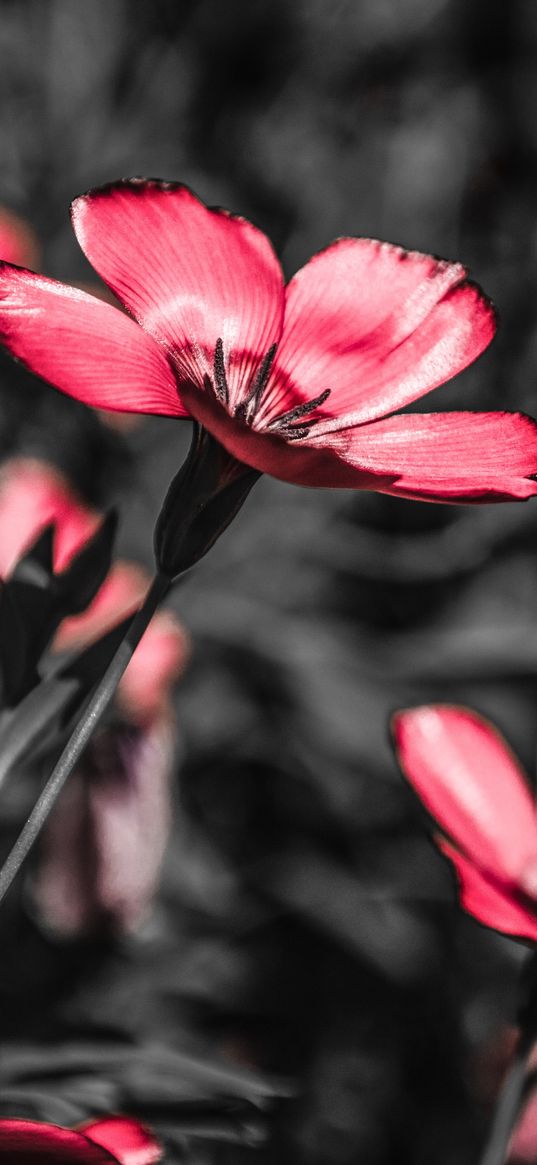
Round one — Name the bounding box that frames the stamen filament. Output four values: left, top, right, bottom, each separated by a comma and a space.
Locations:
235, 343, 278, 424
267, 388, 331, 432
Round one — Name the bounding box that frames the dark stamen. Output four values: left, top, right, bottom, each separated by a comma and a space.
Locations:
276, 425, 311, 441
235, 343, 278, 423
213, 338, 229, 404
268, 388, 331, 432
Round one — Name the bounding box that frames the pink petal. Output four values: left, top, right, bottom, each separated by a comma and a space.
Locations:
437, 838, 537, 943
0, 265, 184, 416
54, 561, 188, 720
0, 458, 101, 576
256, 238, 495, 428
305, 411, 537, 500
71, 179, 284, 409
0, 1119, 116, 1162
393, 706, 537, 885
81, 1118, 162, 1165
54, 561, 149, 652
117, 610, 188, 721
0, 206, 40, 269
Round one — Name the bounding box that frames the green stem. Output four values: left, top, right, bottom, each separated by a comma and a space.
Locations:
0, 571, 170, 905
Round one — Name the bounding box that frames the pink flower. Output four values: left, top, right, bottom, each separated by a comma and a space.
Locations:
0, 1115, 161, 1163
0, 458, 187, 935
0, 178, 534, 503
393, 706, 537, 942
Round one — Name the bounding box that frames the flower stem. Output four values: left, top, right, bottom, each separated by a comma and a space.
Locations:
0, 571, 170, 905
478, 952, 537, 1165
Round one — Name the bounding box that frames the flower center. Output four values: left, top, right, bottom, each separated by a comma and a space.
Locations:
208, 338, 331, 442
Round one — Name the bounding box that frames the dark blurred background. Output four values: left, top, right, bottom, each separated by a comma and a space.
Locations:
1, 1, 537, 1162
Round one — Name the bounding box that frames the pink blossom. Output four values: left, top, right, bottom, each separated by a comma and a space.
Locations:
0, 178, 534, 502
393, 705, 537, 942
0, 1115, 161, 1163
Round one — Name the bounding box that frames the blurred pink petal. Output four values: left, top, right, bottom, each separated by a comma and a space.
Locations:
82, 1118, 162, 1165
393, 706, 537, 884
0, 1116, 161, 1162
437, 838, 537, 943
55, 561, 149, 652
55, 560, 188, 720
0, 458, 101, 575
0, 206, 40, 269
117, 610, 188, 721
393, 705, 537, 940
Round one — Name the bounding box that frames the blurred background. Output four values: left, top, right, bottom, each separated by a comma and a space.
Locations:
0, 1, 536, 1162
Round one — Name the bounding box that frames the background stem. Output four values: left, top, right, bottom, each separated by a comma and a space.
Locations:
478, 952, 537, 1165
0, 571, 170, 905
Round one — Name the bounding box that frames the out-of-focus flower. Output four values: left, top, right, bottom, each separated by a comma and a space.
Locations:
0, 459, 117, 704
55, 561, 188, 722
392, 705, 537, 942
0, 1115, 161, 1163
32, 558, 187, 938
0, 457, 188, 935
0, 205, 40, 270
0, 178, 535, 503
0, 457, 101, 576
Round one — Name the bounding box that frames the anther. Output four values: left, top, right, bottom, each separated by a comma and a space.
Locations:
268, 388, 331, 433
213, 338, 229, 405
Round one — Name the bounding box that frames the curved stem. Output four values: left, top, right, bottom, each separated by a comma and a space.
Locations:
478, 952, 537, 1165
0, 571, 170, 905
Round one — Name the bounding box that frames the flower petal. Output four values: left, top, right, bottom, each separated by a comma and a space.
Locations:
257, 239, 495, 427
0, 206, 40, 268
55, 561, 149, 652
393, 705, 537, 885
306, 411, 537, 500
0, 458, 101, 576
71, 179, 284, 408
81, 1117, 162, 1164
0, 265, 184, 416
118, 610, 188, 721
0, 1119, 117, 1162
437, 837, 537, 943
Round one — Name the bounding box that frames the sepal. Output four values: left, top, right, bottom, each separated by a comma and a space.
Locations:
154, 424, 259, 578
